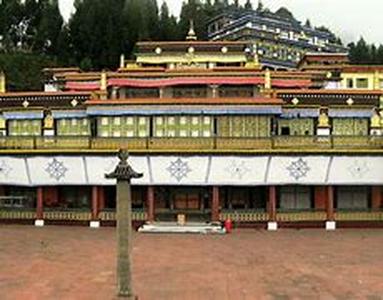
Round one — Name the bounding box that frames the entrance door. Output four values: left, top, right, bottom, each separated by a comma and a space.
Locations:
174, 192, 200, 210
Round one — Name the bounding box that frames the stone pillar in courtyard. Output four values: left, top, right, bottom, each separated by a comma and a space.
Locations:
325, 186, 336, 231
106, 150, 143, 298
267, 186, 277, 231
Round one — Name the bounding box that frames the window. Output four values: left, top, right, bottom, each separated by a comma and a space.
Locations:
217, 116, 271, 137
336, 186, 369, 210
332, 118, 368, 136
281, 127, 290, 135
346, 78, 354, 88
356, 78, 368, 89
97, 116, 149, 137
8, 120, 41, 136
57, 118, 90, 136
153, 116, 213, 138
279, 186, 312, 210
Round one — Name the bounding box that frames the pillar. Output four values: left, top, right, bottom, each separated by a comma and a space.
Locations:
90, 186, 100, 228
35, 187, 44, 227
314, 186, 327, 210
371, 186, 382, 211
98, 186, 105, 211
147, 186, 155, 223
267, 186, 277, 231
211, 186, 220, 222
325, 186, 336, 230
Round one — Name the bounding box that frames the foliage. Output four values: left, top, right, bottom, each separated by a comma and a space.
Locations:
0, 0, 381, 91
348, 38, 383, 64
0, 52, 57, 91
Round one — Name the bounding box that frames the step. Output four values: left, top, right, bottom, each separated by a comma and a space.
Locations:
138, 222, 226, 234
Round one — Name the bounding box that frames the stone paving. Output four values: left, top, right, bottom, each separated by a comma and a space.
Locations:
0, 225, 382, 300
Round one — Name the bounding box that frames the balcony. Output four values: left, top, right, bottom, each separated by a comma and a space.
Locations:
0, 135, 382, 152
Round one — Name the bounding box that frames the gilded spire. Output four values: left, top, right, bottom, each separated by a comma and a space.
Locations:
186, 20, 197, 41
0, 71, 5, 93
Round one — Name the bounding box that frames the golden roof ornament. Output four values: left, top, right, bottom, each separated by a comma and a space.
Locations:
318, 110, 330, 127
44, 113, 54, 129
264, 68, 271, 90
371, 110, 381, 128
0, 115, 5, 130
186, 20, 197, 41
0, 71, 5, 93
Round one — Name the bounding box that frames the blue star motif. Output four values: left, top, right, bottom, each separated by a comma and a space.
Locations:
45, 158, 68, 181
167, 158, 191, 182
286, 158, 310, 181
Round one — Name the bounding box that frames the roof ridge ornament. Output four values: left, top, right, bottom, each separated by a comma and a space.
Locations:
186, 20, 197, 41
105, 149, 143, 182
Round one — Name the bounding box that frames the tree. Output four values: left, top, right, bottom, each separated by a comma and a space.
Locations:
377, 45, 383, 64
305, 19, 312, 28
256, 0, 263, 12
0, 52, 57, 90
245, 0, 253, 10
275, 7, 295, 20
33, 0, 64, 55
70, 0, 126, 69
158, 1, 179, 40
179, 0, 208, 40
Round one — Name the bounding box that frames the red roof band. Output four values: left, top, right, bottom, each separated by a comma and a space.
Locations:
65, 77, 312, 91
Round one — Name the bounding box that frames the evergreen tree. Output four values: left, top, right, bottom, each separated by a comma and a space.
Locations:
377, 45, 383, 64
179, 0, 208, 40
256, 0, 263, 11
245, 0, 253, 10
33, 0, 64, 55
70, 0, 126, 69
159, 1, 179, 40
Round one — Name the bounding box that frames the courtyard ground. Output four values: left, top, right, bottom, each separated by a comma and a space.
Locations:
0, 225, 382, 300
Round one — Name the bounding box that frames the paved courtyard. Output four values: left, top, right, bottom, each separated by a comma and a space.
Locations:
0, 225, 382, 300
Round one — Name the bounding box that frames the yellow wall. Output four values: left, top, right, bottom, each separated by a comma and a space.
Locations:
341, 72, 383, 90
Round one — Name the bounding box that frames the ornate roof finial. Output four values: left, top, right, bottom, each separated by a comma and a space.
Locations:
257, 0, 264, 12
0, 71, 5, 93
186, 19, 197, 41
105, 149, 143, 182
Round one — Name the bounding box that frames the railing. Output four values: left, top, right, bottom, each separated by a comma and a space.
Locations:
220, 210, 268, 222
335, 210, 383, 221
0, 209, 36, 219
0, 136, 382, 151
276, 210, 327, 222
99, 210, 147, 221
43, 210, 92, 221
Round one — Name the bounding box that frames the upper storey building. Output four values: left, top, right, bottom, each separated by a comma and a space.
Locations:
207, 6, 347, 69
0, 30, 382, 229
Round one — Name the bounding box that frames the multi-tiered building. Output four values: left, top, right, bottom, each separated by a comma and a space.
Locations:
0, 29, 382, 230
207, 5, 347, 69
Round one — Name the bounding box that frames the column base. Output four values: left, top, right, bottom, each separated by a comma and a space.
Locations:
35, 219, 45, 227
267, 221, 278, 231
325, 221, 336, 231
90, 221, 100, 228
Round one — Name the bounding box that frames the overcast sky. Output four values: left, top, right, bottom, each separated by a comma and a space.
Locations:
59, 0, 383, 45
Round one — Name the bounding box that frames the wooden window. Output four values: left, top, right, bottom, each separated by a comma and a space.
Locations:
57, 118, 90, 136
97, 116, 149, 137
217, 116, 271, 137
356, 78, 368, 89
346, 78, 353, 88
278, 119, 314, 136
153, 116, 213, 138
8, 120, 41, 136
332, 118, 368, 136
279, 186, 312, 210
336, 187, 369, 210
